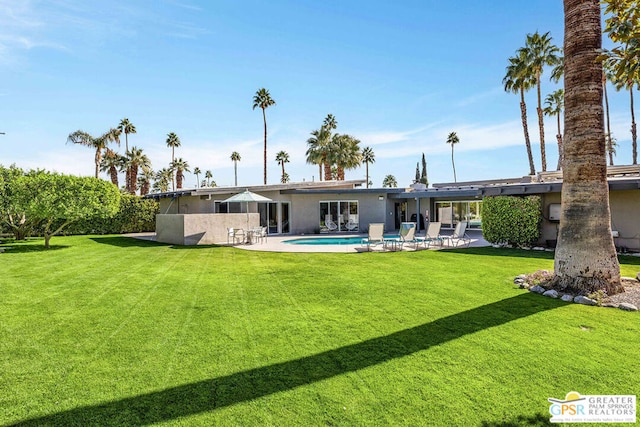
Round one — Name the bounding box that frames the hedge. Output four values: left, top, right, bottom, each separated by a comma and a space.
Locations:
481, 195, 542, 247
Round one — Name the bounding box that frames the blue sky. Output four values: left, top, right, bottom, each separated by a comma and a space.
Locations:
0, 0, 636, 188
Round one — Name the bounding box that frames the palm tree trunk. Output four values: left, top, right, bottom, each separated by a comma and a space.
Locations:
262, 108, 267, 185
323, 158, 332, 181
318, 164, 322, 181
520, 88, 536, 175
234, 162, 238, 186
554, 0, 621, 295
281, 162, 285, 181
451, 144, 457, 182
171, 147, 175, 191
604, 75, 614, 165
125, 133, 129, 153
366, 162, 369, 188
536, 77, 547, 171
630, 87, 637, 165
130, 166, 138, 195
94, 149, 101, 179
109, 166, 118, 186
556, 114, 563, 170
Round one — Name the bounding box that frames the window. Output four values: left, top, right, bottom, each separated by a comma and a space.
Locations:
319, 200, 359, 232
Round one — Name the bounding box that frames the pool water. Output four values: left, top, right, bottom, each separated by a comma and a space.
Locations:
283, 236, 396, 245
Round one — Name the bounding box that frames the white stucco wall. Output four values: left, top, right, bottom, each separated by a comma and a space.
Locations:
156, 213, 259, 245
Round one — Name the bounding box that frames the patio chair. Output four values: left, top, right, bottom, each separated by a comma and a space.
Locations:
345, 215, 359, 231
362, 223, 384, 251
443, 221, 472, 247
257, 226, 267, 243
325, 215, 338, 232
227, 227, 243, 245
384, 222, 417, 250
415, 222, 443, 248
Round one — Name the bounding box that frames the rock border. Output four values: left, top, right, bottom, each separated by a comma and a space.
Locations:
513, 274, 638, 312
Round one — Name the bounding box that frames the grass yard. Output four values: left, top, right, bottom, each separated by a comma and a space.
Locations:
1, 235, 639, 426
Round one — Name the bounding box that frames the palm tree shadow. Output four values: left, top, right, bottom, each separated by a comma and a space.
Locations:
9, 293, 560, 426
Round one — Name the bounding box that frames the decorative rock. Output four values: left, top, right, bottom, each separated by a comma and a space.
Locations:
530, 285, 546, 294
514, 278, 525, 284
574, 296, 598, 306
560, 294, 574, 302
618, 303, 638, 312
519, 282, 531, 289
492, 244, 502, 248
544, 248, 555, 252
515, 274, 526, 280
543, 289, 559, 298
601, 303, 619, 308
533, 247, 545, 251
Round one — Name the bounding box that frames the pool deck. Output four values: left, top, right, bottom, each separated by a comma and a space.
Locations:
127, 229, 490, 253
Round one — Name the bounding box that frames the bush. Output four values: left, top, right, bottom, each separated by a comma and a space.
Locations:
50, 194, 158, 235
481, 196, 542, 247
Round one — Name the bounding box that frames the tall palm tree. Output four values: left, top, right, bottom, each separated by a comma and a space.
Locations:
67, 130, 108, 179
361, 146, 375, 188
503, 50, 537, 175
252, 88, 276, 185
306, 127, 332, 181
602, 64, 617, 165
138, 166, 154, 196
382, 175, 397, 188
118, 118, 136, 153
230, 151, 241, 186
193, 167, 201, 188
275, 151, 290, 183
165, 132, 181, 190
204, 170, 213, 187
171, 157, 190, 189
446, 131, 460, 182
543, 89, 564, 170
323, 114, 337, 131
554, 0, 621, 295
519, 31, 561, 172
100, 148, 121, 186
154, 168, 172, 193
328, 134, 362, 180
125, 146, 150, 195
612, 53, 638, 165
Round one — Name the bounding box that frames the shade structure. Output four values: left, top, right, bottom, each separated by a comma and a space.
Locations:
221, 189, 272, 204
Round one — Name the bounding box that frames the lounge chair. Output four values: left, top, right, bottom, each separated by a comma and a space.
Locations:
443, 221, 472, 247
362, 223, 384, 251
345, 215, 359, 231
325, 215, 338, 232
415, 222, 443, 248
385, 222, 417, 250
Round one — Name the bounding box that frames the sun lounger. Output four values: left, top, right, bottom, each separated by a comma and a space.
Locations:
443, 221, 472, 247
415, 222, 443, 248
362, 223, 384, 251
384, 222, 417, 250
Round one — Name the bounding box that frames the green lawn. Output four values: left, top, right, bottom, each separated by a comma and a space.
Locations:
1, 235, 638, 426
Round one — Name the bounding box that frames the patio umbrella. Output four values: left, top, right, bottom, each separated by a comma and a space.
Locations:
221, 189, 272, 227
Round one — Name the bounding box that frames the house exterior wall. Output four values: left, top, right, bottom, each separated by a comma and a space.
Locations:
156, 213, 259, 245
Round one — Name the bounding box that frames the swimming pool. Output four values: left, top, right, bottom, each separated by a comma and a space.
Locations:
283, 236, 395, 245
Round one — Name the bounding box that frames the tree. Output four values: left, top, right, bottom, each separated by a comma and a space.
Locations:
124, 147, 150, 195
553, 0, 622, 295
361, 146, 375, 189
153, 168, 172, 193
0, 165, 36, 240
100, 148, 121, 187
193, 167, 201, 188
328, 134, 361, 180
118, 118, 136, 153
415, 162, 420, 183
230, 151, 241, 186
10, 173, 120, 248
138, 167, 154, 196
306, 127, 331, 181
172, 157, 190, 189
420, 153, 428, 186
275, 151, 290, 183
252, 88, 276, 185
602, 64, 617, 165
503, 49, 537, 175
67, 130, 109, 179
204, 170, 213, 186
382, 175, 397, 188
543, 89, 565, 170
446, 132, 460, 182
519, 31, 561, 172
165, 132, 181, 191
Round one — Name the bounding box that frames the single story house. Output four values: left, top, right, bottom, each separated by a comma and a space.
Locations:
145, 165, 640, 251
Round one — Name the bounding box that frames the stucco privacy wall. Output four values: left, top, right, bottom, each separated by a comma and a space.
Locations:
156, 213, 259, 245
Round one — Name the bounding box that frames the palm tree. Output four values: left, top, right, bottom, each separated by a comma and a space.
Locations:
503, 50, 537, 175
100, 148, 121, 186
554, 0, 621, 295
382, 175, 397, 188
153, 168, 172, 193
193, 167, 201, 188
361, 146, 375, 188
172, 158, 190, 189
138, 166, 154, 196
446, 132, 460, 182
602, 64, 616, 165
328, 134, 361, 180
306, 127, 331, 181
543, 89, 564, 170
519, 31, 561, 171
252, 88, 276, 185
204, 170, 213, 187
323, 114, 337, 131
67, 130, 108, 179
125, 146, 150, 195
230, 151, 241, 186
118, 118, 136, 153
611, 53, 638, 165
165, 132, 181, 190
275, 151, 290, 183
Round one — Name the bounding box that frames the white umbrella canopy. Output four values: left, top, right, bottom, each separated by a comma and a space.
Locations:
221, 189, 272, 204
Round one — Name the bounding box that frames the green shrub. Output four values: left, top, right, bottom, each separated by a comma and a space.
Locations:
481, 196, 542, 247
